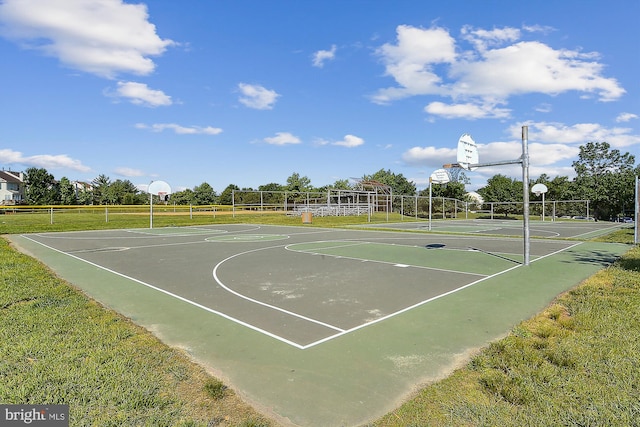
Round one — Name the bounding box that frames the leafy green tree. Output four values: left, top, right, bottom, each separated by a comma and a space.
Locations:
285, 172, 312, 193
363, 169, 416, 196
104, 179, 139, 205
331, 179, 352, 190
428, 181, 466, 200
192, 182, 217, 205
477, 174, 522, 217
572, 142, 636, 220
24, 167, 57, 205
169, 189, 195, 205
218, 184, 239, 205
59, 177, 77, 205
258, 183, 285, 205
92, 174, 111, 205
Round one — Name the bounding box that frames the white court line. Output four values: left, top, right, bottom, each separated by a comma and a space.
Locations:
212, 245, 346, 333
300, 240, 585, 349
19, 232, 586, 350
285, 240, 489, 278
20, 234, 310, 350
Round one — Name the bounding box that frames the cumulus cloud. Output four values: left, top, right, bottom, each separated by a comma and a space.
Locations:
616, 112, 638, 123
424, 101, 511, 119
312, 44, 337, 67
401, 146, 457, 167
135, 123, 222, 135
373, 24, 626, 118
238, 83, 280, 110
108, 81, 172, 107
114, 167, 145, 177
508, 121, 640, 148
262, 132, 301, 145
0, 0, 174, 78
0, 148, 90, 172
333, 134, 364, 147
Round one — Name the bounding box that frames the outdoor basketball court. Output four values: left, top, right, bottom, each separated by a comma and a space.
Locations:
9, 221, 631, 426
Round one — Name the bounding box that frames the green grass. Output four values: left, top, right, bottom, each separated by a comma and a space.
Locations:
0, 237, 271, 426
0, 207, 403, 234
2, 209, 638, 426
371, 244, 640, 426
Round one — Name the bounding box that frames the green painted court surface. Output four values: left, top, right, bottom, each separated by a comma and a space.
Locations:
9, 221, 631, 426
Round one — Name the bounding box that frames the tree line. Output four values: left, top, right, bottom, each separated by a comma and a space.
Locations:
15, 142, 639, 221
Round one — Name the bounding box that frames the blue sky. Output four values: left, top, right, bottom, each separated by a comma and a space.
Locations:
1, 0, 638, 194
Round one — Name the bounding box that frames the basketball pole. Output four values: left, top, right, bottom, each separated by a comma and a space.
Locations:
635, 175, 638, 244
522, 126, 530, 265
428, 177, 432, 231
443, 126, 531, 265
150, 190, 154, 229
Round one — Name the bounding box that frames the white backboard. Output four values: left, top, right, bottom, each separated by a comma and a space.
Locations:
430, 169, 451, 184
456, 133, 478, 170
531, 183, 548, 196
148, 180, 172, 196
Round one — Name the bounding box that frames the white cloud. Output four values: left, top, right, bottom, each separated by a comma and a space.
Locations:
373, 24, 626, 117
0, 148, 90, 172
238, 83, 279, 110
508, 121, 640, 148
110, 81, 172, 107
136, 123, 222, 135
263, 132, 301, 145
616, 112, 638, 123
0, 0, 174, 78
115, 167, 144, 177
424, 101, 510, 119
373, 25, 456, 104
333, 135, 364, 147
312, 44, 337, 67
401, 146, 457, 167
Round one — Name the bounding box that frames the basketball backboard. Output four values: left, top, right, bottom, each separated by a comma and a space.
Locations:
148, 180, 172, 196
531, 183, 548, 196
430, 169, 451, 184
456, 133, 478, 170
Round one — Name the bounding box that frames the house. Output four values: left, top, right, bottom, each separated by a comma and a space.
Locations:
0, 170, 25, 205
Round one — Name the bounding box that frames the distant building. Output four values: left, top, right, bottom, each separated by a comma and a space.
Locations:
0, 170, 25, 205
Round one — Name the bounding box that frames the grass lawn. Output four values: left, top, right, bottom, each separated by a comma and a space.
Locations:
1, 209, 638, 426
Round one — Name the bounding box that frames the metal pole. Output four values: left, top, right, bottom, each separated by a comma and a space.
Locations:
149, 192, 153, 229
428, 178, 432, 231
522, 126, 530, 265
633, 176, 640, 245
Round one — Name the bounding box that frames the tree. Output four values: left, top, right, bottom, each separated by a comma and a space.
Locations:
572, 142, 636, 220
24, 167, 57, 205
193, 182, 217, 205
285, 172, 312, 193
428, 181, 466, 200
105, 179, 139, 205
169, 189, 195, 205
477, 174, 522, 217
59, 177, 77, 205
218, 184, 239, 205
363, 169, 416, 196
331, 179, 352, 190
92, 174, 110, 205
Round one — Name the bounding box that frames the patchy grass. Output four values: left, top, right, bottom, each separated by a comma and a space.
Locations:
371, 245, 640, 426
0, 237, 271, 426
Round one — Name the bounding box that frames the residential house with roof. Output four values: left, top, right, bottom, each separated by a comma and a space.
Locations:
0, 170, 25, 205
